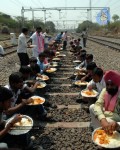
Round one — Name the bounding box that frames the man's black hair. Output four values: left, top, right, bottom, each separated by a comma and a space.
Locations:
22, 27, 28, 33
87, 62, 97, 70
38, 52, 46, 58
31, 64, 40, 73
36, 27, 42, 30
29, 57, 37, 63
80, 53, 86, 58
9, 72, 23, 84
19, 66, 31, 74
0, 87, 13, 102
93, 67, 103, 77
86, 54, 93, 60
80, 49, 86, 53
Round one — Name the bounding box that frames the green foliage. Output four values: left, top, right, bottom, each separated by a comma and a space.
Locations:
112, 14, 119, 22
34, 20, 45, 30
45, 21, 56, 33
0, 12, 56, 33
1, 26, 10, 34
76, 20, 100, 33
107, 21, 120, 33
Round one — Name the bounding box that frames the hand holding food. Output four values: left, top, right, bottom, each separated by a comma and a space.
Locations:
101, 119, 112, 135
10, 114, 22, 125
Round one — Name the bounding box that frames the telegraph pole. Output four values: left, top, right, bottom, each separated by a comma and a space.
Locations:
21, 7, 25, 27
89, 0, 92, 22
31, 7, 34, 29
43, 10, 46, 24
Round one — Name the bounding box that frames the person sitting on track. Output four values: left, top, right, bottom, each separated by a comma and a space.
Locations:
29, 56, 37, 67
0, 87, 43, 150
19, 66, 40, 94
89, 70, 120, 134
78, 54, 93, 70
5, 72, 47, 119
87, 67, 106, 94
37, 52, 50, 74
79, 62, 97, 82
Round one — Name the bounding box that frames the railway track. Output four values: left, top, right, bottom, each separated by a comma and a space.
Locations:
28, 50, 100, 150
88, 35, 120, 51
3, 45, 17, 56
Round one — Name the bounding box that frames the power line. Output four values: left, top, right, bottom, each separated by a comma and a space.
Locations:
11, 0, 21, 7
92, 0, 98, 6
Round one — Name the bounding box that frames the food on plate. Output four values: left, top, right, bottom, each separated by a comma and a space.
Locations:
93, 129, 110, 145
74, 80, 88, 85
83, 90, 96, 96
73, 60, 81, 63
37, 82, 46, 88
28, 97, 45, 105
74, 71, 86, 76
93, 128, 120, 148
36, 75, 49, 80
81, 89, 98, 97
13, 117, 32, 127
52, 58, 61, 61
46, 68, 56, 73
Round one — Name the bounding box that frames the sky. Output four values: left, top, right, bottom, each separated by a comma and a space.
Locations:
0, 0, 120, 29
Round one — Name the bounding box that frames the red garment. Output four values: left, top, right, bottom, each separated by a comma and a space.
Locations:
44, 58, 48, 64
104, 70, 120, 87
104, 88, 120, 112
37, 32, 44, 53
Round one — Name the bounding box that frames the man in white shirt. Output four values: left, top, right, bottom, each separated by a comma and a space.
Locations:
29, 27, 45, 58
17, 27, 29, 66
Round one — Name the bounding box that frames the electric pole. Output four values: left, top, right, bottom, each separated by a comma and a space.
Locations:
89, 0, 92, 22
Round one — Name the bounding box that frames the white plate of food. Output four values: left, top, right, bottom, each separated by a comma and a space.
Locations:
73, 60, 81, 63
57, 54, 66, 57
92, 127, 120, 149
81, 89, 98, 98
51, 62, 58, 67
37, 82, 46, 88
56, 52, 60, 55
5, 115, 33, 135
28, 96, 45, 105
46, 68, 57, 73
74, 80, 88, 86
36, 75, 49, 81
52, 58, 61, 61
29, 45, 36, 48
74, 72, 86, 76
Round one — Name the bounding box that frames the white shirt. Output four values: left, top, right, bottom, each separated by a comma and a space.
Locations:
43, 32, 50, 44
76, 60, 87, 69
17, 33, 27, 53
30, 32, 45, 57
62, 32, 67, 41
87, 77, 106, 94
5, 85, 21, 107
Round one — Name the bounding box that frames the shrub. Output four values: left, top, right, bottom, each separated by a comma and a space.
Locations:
1, 26, 10, 34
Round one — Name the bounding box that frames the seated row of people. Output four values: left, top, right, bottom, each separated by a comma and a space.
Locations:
70, 38, 120, 136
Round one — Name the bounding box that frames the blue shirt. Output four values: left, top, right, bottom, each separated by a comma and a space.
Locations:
37, 58, 45, 74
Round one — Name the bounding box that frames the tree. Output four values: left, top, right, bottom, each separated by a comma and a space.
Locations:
45, 21, 56, 33
112, 14, 119, 22
76, 20, 100, 33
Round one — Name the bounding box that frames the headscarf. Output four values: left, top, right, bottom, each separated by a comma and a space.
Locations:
104, 70, 120, 87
